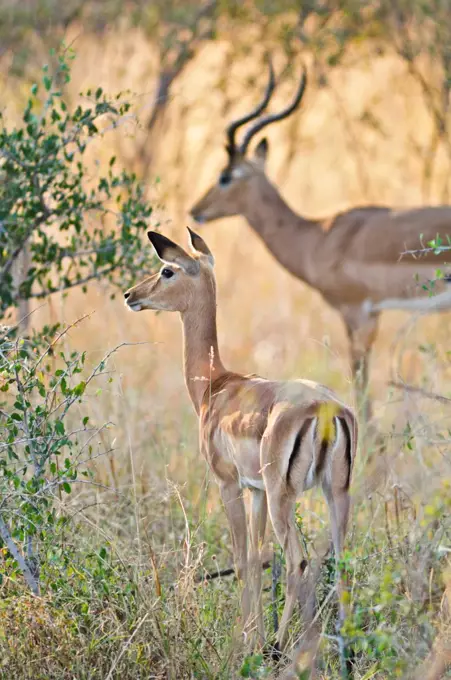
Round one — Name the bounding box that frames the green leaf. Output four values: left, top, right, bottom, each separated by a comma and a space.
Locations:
55, 420, 65, 435
62, 481, 72, 494
73, 381, 86, 397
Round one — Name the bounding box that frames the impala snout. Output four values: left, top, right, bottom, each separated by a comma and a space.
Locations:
124, 274, 158, 312
124, 288, 144, 312
190, 196, 212, 224
191, 212, 206, 225
190, 185, 234, 224
189, 199, 205, 223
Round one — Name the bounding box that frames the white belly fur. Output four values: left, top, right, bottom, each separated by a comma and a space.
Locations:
213, 430, 264, 489
239, 476, 266, 491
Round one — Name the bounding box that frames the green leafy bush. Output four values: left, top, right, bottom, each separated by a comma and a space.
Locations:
0, 48, 155, 316
0, 322, 124, 596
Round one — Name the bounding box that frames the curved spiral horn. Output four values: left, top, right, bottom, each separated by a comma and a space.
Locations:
239, 64, 307, 155
225, 55, 276, 155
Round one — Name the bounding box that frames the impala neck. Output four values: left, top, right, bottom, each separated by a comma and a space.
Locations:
242, 175, 323, 286
181, 295, 226, 415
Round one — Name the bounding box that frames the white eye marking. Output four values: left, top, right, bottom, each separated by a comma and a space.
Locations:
231, 166, 246, 179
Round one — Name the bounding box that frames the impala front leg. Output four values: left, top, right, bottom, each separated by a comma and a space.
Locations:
351, 346, 371, 421
248, 488, 268, 648
219, 480, 252, 639
345, 314, 379, 424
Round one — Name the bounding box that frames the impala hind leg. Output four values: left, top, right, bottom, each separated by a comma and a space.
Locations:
248, 488, 268, 647
266, 493, 305, 652
219, 481, 251, 637
323, 484, 350, 623
323, 483, 353, 677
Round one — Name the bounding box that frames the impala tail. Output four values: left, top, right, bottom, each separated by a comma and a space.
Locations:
286, 402, 356, 495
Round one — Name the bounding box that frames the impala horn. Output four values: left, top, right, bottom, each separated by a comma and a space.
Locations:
225, 55, 275, 157
239, 63, 308, 155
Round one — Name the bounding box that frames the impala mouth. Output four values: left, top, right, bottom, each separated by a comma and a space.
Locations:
126, 301, 143, 312
191, 213, 205, 225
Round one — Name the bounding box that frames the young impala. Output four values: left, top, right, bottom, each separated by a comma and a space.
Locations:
124, 228, 358, 667
190, 60, 451, 422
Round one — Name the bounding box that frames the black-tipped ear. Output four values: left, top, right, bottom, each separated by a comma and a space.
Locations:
147, 231, 200, 275
187, 227, 215, 266
147, 232, 179, 260
254, 138, 268, 166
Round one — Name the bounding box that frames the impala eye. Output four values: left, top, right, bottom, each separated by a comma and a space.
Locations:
219, 172, 231, 186
161, 268, 174, 279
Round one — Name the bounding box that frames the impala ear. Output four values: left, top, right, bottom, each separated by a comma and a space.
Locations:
187, 227, 215, 267
253, 138, 268, 167
147, 231, 200, 275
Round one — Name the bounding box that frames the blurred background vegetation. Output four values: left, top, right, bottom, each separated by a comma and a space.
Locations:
2, 1, 451, 678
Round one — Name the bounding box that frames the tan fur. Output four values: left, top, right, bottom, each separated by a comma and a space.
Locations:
190, 74, 451, 420
124, 229, 357, 662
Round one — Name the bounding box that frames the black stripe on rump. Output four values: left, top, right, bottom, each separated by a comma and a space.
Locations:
287, 418, 313, 487
337, 416, 352, 491
314, 424, 330, 480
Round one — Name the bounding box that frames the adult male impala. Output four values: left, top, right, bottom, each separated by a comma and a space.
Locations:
124, 228, 357, 668
190, 61, 451, 420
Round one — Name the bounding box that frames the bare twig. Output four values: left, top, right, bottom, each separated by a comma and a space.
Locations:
193, 559, 271, 584
389, 381, 451, 405
26, 263, 118, 299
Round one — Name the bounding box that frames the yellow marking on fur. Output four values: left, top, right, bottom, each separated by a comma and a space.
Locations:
317, 402, 340, 443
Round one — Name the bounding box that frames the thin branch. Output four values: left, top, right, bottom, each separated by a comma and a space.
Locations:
401, 246, 451, 258
194, 559, 271, 584
45, 340, 152, 423
25, 263, 118, 299
34, 311, 94, 370
0, 515, 39, 595
388, 381, 451, 405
